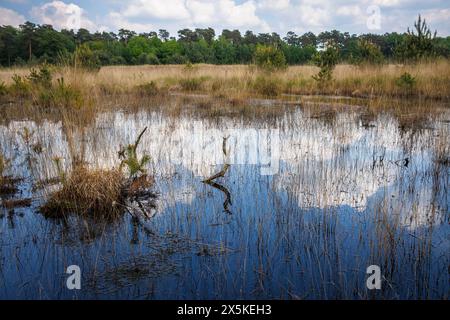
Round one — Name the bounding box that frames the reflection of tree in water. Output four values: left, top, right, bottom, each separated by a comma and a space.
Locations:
202, 136, 233, 215
203, 180, 232, 215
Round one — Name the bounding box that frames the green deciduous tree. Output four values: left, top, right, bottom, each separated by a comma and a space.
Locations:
253, 45, 287, 72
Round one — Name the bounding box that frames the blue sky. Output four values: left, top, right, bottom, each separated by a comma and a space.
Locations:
1, 0, 449, 37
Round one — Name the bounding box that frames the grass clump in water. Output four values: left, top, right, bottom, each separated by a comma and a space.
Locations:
40, 165, 125, 217
41, 127, 154, 218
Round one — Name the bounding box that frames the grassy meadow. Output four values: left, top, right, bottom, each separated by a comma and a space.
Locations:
1, 60, 449, 106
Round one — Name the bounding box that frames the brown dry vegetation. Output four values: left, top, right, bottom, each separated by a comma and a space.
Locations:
40, 165, 125, 217
1, 60, 449, 102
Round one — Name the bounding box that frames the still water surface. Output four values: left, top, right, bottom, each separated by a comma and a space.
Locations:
0, 106, 448, 299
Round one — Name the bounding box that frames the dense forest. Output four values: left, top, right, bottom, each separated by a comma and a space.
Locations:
1, 16, 449, 67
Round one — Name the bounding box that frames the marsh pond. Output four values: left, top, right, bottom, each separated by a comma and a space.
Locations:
0, 97, 448, 299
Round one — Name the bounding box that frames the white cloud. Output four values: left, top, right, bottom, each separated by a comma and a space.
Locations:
107, 12, 155, 33
30, 1, 98, 31
110, 0, 269, 33
258, 0, 290, 10
298, 5, 330, 27
373, 0, 403, 7
123, 0, 190, 20
0, 7, 26, 26
4, 0, 446, 37
217, 0, 266, 28
421, 8, 450, 24
336, 5, 362, 16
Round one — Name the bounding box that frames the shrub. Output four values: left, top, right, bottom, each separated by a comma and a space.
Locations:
396, 72, 416, 92
134, 53, 160, 65
74, 44, 101, 71
27, 64, 52, 88
9, 74, 31, 97
252, 76, 282, 97
354, 39, 384, 64
253, 45, 287, 72
312, 45, 339, 85
119, 127, 151, 179
0, 82, 7, 96
395, 15, 436, 61
35, 77, 84, 109
52, 78, 84, 108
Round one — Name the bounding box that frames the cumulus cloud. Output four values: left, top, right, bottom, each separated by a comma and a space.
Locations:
3, 0, 447, 36
123, 0, 190, 20
0, 7, 26, 26
30, 1, 98, 30
107, 12, 155, 33
109, 0, 269, 33
258, 0, 290, 10
336, 5, 362, 17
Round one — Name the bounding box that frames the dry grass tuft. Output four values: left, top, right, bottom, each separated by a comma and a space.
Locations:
40, 165, 125, 217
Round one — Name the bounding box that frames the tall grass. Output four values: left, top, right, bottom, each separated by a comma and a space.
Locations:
1, 61, 448, 101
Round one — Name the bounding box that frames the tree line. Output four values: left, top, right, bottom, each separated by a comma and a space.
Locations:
0, 16, 449, 67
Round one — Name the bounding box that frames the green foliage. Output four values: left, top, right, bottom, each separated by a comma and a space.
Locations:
119, 127, 151, 178
0, 19, 446, 67
282, 44, 316, 64
35, 77, 84, 109
312, 45, 339, 84
212, 37, 236, 64
52, 78, 83, 108
396, 15, 436, 61
74, 44, 101, 71
253, 45, 287, 72
0, 82, 7, 96
27, 64, 52, 88
395, 72, 416, 92
9, 74, 31, 97
354, 39, 384, 64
